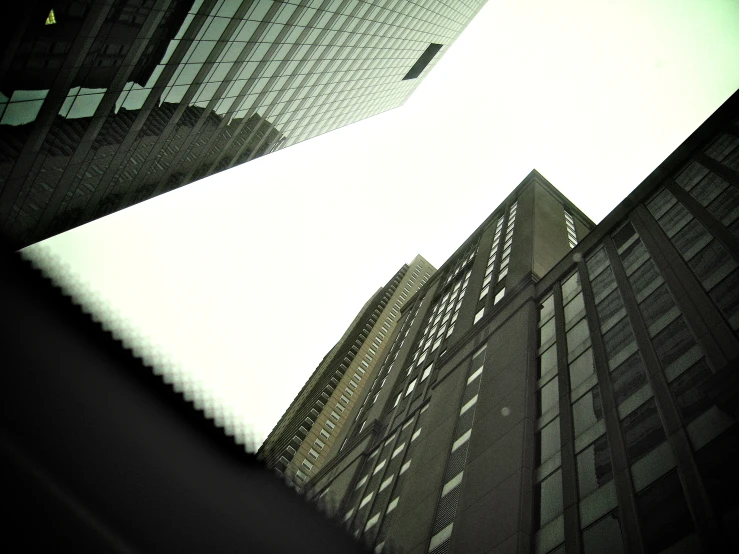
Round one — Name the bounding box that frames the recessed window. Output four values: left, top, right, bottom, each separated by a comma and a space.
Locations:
474, 307, 485, 324
314, 438, 325, 450
302, 459, 313, 471
330, 411, 341, 421
308, 448, 319, 460
451, 429, 471, 452
365, 513, 380, 532
402, 43, 443, 80
320, 429, 330, 439
359, 492, 374, 509
421, 363, 433, 381
494, 288, 506, 304
295, 469, 307, 482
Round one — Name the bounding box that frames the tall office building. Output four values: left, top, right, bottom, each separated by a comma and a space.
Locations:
258, 254, 436, 487
0, 0, 488, 248
260, 89, 739, 554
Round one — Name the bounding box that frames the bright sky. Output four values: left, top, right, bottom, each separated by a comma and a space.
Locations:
22, 0, 739, 451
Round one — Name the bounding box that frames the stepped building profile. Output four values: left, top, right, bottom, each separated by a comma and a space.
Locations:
263, 89, 739, 554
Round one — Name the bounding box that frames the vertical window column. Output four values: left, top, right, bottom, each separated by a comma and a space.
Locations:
604, 223, 722, 551
427, 345, 487, 553
533, 290, 565, 554
565, 209, 578, 248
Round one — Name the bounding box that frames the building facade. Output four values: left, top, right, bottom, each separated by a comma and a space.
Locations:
0, 0, 488, 248
257, 254, 436, 488
291, 89, 739, 554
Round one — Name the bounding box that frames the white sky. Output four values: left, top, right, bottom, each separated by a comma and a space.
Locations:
22, 0, 739, 450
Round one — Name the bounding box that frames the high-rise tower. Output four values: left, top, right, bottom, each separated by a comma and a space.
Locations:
267, 90, 739, 553
257, 254, 436, 488
0, 0, 489, 248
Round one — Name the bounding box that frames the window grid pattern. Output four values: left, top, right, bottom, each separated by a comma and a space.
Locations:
647, 187, 739, 333
369, 405, 431, 551
478, 214, 504, 302
673, 160, 739, 240
1, 0, 488, 246
427, 345, 486, 553
388, 244, 477, 418
565, 209, 578, 248
494, 200, 517, 303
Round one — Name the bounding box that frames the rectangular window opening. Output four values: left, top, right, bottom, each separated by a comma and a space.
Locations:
402, 43, 443, 80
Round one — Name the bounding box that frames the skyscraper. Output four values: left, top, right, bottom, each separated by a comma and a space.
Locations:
266, 89, 739, 553
0, 0, 489, 248
258, 254, 437, 487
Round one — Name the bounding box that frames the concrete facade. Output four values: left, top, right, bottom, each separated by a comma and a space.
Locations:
295, 90, 739, 554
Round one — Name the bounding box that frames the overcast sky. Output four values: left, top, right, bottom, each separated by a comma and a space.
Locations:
22, 0, 739, 450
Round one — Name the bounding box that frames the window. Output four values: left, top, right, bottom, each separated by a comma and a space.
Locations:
569, 349, 595, 391
538, 378, 559, 417
611, 353, 649, 407
405, 378, 417, 396
340, 395, 350, 404
494, 288, 505, 304
335, 403, 345, 413
295, 469, 307, 482
474, 307, 485, 324
572, 388, 604, 437
622, 398, 665, 462
326, 420, 336, 430
582, 513, 624, 553
314, 438, 325, 450
537, 417, 560, 465
460, 394, 478, 415
359, 492, 374, 509
393, 393, 401, 407
452, 429, 471, 452
345, 387, 354, 397
45, 9, 57, 25
364, 513, 380, 532
535, 469, 563, 528
302, 459, 313, 471
421, 363, 433, 381
320, 429, 330, 439
330, 411, 340, 421
355, 475, 368, 490
540, 318, 555, 346
308, 448, 319, 460
636, 470, 694, 553
441, 472, 465, 499
576, 434, 613, 498
538, 344, 557, 378
567, 318, 590, 355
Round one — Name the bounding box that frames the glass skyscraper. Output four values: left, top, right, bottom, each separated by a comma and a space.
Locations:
0, 0, 488, 248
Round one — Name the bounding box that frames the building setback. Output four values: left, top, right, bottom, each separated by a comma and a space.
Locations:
274, 89, 739, 554
0, 0, 489, 248
258, 255, 436, 488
